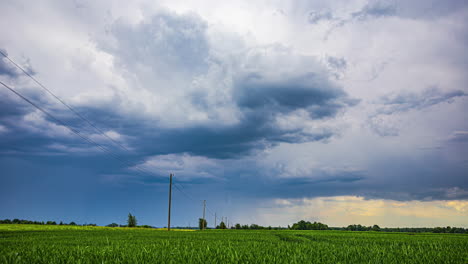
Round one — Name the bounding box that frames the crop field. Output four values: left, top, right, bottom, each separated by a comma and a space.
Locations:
0, 225, 467, 263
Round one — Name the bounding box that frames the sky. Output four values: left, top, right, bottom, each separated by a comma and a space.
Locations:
0, 0, 467, 228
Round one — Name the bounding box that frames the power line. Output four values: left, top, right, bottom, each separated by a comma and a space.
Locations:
173, 183, 199, 203
172, 180, 221, 226
1, 80, 224, 228
1, 50, 229, 226
174, 181, 217, 216
1, 76, 226, 227
173, 182, 215, 214
173, 181, 201, 202
0, 80, 163, 182
0, 50, 131, 153
0, 51, 175, 184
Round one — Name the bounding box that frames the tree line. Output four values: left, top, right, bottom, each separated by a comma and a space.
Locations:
330, 224, 467, 233
0, 219, 89, 226
204, 219, 327, 230
2, 217, 467, 233
199, 218, 287, 230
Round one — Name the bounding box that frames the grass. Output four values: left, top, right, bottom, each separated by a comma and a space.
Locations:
0, 224, 467, 263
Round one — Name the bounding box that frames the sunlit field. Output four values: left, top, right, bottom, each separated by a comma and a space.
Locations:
0, 225, 467, 263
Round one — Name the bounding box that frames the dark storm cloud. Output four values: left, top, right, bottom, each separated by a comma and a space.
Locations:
448, 131, 468, 143
0, 49, 19, 78
0, 93, 30, 119
135, 71, 356, 158
307, 10, 333, 24
394, 0, 468, 20
110, 94, 342, 158
0, 68, 355, 160
377, 87, 466, 115
0, 12, 360, 209
310, 0, 468, 39
367, 87, 467, 137
306, 1, 396, 28
234, 72, 352, 118
352, 0, 467, 21
136, 121, 333, 159
223, 167, 370, 200
0, 86, 129, 157
351, 2, 396, 21
0, 48, 36, 78
222, 153, 468, 202
315, 1, 398, 39
89, 12, 360, 158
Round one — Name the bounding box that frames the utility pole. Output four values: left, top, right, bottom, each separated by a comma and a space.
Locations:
214, 213, 217, 229
167, 173, 173, 231
202, 200, 206, 230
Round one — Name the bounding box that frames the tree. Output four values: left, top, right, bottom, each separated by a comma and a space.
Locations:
107, 223, 119, 227
371, 225, 381, 231
235, 223, 241, 229
250, 224, 260, 229
127, 213, 137, 227
219, 221, 227, 229
291, 220, 328, 230
199, 218, 207, 230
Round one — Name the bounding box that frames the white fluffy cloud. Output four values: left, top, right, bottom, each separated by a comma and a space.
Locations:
135, 153, 222, 180
0, 124, 8, 134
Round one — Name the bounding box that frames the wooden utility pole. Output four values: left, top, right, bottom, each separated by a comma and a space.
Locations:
214, 213, 217, 229
167, 173, 173, 231
202, 200, 206, 230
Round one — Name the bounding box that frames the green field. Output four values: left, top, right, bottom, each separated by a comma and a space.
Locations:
0, 225, 467, 263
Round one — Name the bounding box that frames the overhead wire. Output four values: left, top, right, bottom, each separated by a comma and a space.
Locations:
0, 50, 131, 153
1, 51, 227, 225
1, 77, 223, 226
173, 179, 220, 221
0, 51, 193, 188
0, 80, 165, 183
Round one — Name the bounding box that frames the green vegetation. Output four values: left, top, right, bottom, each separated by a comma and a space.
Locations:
291, 220, 328, 230
217, 221, 227, 229
198, 218, 207, 230
1, 224, 467, 263
127, 213, 137, 228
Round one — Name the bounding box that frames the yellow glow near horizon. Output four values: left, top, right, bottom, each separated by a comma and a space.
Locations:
256, 196, 468, 227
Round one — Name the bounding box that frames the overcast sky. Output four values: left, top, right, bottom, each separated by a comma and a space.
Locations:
1, 0, 467, 228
